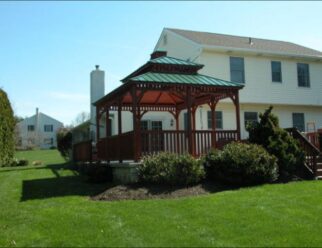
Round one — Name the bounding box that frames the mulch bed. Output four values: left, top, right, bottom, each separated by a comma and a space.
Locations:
91, 181, 235, 201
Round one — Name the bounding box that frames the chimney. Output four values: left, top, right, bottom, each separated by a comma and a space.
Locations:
249, 37, 254, 45
150, 50, 167, 59
90, 65, 105, 141
36, 107, 39, 116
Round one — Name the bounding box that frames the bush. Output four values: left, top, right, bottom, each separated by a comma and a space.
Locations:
57, 128, 72, 161
0, 89, 15, 167
11, 158, 29, 167
139, 152, 205, 186
247, 106, 305, 176
204, 142, 278, 186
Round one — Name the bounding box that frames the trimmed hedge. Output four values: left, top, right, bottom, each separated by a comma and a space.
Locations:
0, 89, 15, 167
204, 142, 278, 186
139, 152, 205, 186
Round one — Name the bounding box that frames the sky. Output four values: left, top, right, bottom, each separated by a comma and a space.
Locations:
1, 1, 322, 125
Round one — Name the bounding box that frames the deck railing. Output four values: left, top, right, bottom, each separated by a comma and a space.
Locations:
97, 131, 135, 161
285, 128, 320, 174
94, 129, 239, 162
141, 130, 239, 157
73, 140, 92, 162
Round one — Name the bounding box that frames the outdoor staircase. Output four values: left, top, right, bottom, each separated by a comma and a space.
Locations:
316, 155, 322, 180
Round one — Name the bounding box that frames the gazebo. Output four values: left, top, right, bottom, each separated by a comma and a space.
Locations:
94, 51, 244, 162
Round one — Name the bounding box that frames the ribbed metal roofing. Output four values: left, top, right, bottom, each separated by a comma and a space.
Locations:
149, 56, 203, 66
130, 72, 244, 88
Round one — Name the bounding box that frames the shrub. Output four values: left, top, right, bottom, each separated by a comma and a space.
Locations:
247, 106, 305, 176
11, 158, 29, 167
0, 89, 15, 167
139, 152, 205, 185
204, 142, 278, 186
57, 128, 72, 161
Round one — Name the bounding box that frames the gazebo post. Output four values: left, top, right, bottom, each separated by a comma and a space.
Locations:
186, 86, 193, 155
191, 106, 197, 156
105, 105, 110, 163
118, 98, 122, 163
210, 98, 217, 148
96, 107, 100, 142
175, 109, 180, 154
131, 85, 140, 162
234, 91, 241, 140
105, 106, 110, 137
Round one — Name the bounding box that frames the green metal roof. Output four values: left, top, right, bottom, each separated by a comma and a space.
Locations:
149, 56, 203, 67
129, 72, 244, 88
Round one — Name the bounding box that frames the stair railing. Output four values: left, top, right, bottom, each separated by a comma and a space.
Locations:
285, 128, 320, 175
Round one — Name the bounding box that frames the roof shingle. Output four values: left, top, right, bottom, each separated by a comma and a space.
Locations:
167, 28, 322, 58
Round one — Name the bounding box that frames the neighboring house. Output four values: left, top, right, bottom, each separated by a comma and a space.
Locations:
16, 108, 63, 149
153, 28, 322, 139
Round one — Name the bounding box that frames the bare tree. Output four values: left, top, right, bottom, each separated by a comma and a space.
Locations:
72, 111, 90, 127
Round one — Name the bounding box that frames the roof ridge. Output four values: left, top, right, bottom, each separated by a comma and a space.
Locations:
167, 27, 295, 45
149, 55, 202, 65
166, 28, 322, 55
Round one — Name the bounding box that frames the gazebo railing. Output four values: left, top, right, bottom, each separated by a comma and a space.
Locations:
97, 129, 239, 161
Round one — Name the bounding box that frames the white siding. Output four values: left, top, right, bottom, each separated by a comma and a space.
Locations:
155, 30, 202, 63
17, 113, 63, 149
199, 50, 322, 107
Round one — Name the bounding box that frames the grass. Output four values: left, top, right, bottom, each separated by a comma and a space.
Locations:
1, 149, 322, 247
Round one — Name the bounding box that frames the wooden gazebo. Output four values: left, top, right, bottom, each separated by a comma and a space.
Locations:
94, 51, 244, 162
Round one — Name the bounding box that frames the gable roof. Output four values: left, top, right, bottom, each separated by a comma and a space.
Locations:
166, 28, 322, 58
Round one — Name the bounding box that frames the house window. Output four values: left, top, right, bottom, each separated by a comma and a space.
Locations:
292, 113, 305, 132
244, 112, 258, 128
297, 63, 310, 87
230, 57, 245, 84
271, 61, 282, 82
44, 125, 53, 132
207, 111, 223, 129
27, 125, 35, 132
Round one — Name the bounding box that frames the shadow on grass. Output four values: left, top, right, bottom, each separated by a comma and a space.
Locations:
20, 163, 113, 201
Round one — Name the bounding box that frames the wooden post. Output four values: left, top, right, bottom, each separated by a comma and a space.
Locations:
175, 109, 180, 154
210, 99, 217, 148
118, 98, 122, 163
105, 106, 110, 163
191, 106, 196, 156
186, 86, 193, 155
105, 106, 110, 137
132, 85, 140, 162
96, 107, 100, 142
234, 91, 241, 140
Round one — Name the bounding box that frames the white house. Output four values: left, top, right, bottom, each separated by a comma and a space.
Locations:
17, 108, 63, 149
87, 28, 322, 144
149, 28, 322, 139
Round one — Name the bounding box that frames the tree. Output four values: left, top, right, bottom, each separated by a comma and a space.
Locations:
72, 111, 90, 127
0, 89, 15, 166
247, 106, 305, 177
57, 127, 73, 161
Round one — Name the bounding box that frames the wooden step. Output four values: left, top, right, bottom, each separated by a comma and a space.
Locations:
316, 169, 322, 177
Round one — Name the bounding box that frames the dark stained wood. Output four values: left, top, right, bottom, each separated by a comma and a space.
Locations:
73, 140, 92, 162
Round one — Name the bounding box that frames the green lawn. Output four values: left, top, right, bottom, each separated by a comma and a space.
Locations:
1, 150, 322, 247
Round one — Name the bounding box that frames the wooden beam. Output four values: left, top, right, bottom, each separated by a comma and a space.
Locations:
118, 97, 122, 163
